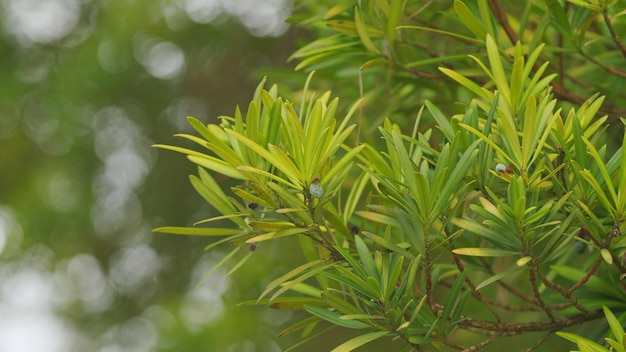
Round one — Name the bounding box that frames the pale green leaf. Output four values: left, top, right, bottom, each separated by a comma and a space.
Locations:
454, 0, 487, 40
452, 247, 520, 257
354, 6, 381, 55
258, 260, 327, 302
331, 331, 390, 352
304, 305, 371, 329
153, 226, 244, 236
603, 305, 625, 345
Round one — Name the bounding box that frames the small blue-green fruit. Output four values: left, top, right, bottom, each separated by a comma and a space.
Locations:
309, 178, 324, 198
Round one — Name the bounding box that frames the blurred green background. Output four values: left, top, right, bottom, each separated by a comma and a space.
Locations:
0, 1, 342, 351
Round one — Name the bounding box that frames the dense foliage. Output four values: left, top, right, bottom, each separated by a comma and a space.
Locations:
0, 1, 299, 351
158, 0, 626, 351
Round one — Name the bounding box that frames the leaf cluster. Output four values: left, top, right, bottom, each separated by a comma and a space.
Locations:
155, 0, 626, 351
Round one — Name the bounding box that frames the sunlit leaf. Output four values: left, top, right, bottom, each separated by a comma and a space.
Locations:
153, 226, 244, 236
304, 305, 371, 329
331, 331, 390, 352
452, 247, 520, 257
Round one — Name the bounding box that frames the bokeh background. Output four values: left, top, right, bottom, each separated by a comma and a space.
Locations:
0, 1, 341, 351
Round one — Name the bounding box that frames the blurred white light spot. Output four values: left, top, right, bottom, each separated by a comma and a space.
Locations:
144, 41, 186, 79
0, 259, 85, 352
2, 268, 53, 309
132, 33, 186, 80
180, 0, 291, 37
183, 0, 220, 23
0, 206, 23, 257
0, 312, 76, 352
90, 106, 155, 237
179, 254, 230, 331
65, 254, 114, 313
159, 96, 208, 132
99, 317, 157, 352
109, 244, 160, 294
2, 0, 80, 43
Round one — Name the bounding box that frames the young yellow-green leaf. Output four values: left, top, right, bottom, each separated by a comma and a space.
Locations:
454, 0, 488, 40
497, 108, 523, 167
521, 94, 537, 167
452, 248, 520, 257
248, 221, 295, 231
485, 34, 511, 102
187, 155, 245, 179
304, 305, 371, 329
153, 226, 244, 236
439, 68, 493, 101
268, 298, 326, 310
236, 165, 299, 190
325, 20, 359, 35
230, 187, 274, 208
322, 143, 365, 184
152, 143, 209, 158
580, 170, 617, 217
605, 338, 623, 352
361, 231, 416, 259
355, 211, 400, 226
582, 136, 618, 206
354, 7, 381, 55
451, 217, 520, 249
556, 332, 607, 352
600, 248, 613, 264
509, 55, 523, 114
604, 305, 625, 346
191, 170, 248, 229
258, 260, 330, 302
619, 124, 626, 213
331, 331, 390, 352
241, 297, 325, 310
355, 235, 377, 278
398, 25, 482, 43
386, 0, 404, 53
245, 227, 309, 243
227, 128, 296, 178
360, 58, 391, 71
458, 122, 516, 166
280, 282, 323, 298
343, 171, 369, 224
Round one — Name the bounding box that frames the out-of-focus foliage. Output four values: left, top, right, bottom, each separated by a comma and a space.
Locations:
0, 1, 325, 351
157, 0, 626, 351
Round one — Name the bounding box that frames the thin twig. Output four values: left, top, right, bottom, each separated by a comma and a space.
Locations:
457, 310, 604, 335
522, 331, 556, 352
463, 332, 503, 352
602, 8, 626, 60
450, 249, 502, 321
528, 261, 557, 321
488, 0, 517, 44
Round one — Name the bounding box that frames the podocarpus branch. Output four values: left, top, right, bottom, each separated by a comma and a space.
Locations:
485, 0, 626, 120
602, 7, 626, 60
457, 310, 604, 336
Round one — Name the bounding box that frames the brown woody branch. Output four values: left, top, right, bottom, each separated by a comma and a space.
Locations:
457, 310, 604, 336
